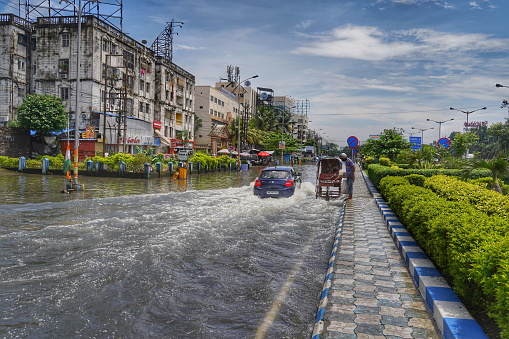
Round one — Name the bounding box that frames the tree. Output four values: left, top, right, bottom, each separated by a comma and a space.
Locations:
488, 118, 509, 155
361, 128, 410, 160
468, 157, 509, 194
262, 132, 301, 155
15, 94, 67, 137
449, 131, 478, 158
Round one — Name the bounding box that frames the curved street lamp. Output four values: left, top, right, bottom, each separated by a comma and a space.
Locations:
449, 106, 486, 124
426, 118, 454, 140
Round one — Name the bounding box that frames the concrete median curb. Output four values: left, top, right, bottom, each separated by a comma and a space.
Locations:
365, 171, 488, 339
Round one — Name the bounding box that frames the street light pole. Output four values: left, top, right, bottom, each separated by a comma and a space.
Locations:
232, 74, 258, 168
449, 106, 486, 125
426, 118, 454, 140
60, 0, 99, 190
411, 127, 434, 144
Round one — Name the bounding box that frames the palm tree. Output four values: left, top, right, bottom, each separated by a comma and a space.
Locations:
469, 157, 509, 194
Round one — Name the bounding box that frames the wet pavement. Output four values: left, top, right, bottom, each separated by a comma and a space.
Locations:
312, 168, 442, 339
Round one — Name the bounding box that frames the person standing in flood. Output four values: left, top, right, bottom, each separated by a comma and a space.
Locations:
339, 153, 355, 200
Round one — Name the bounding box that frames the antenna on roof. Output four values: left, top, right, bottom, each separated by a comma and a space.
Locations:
151, 19, 184, 62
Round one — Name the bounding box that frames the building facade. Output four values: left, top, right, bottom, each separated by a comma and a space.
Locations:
0, 13, 195, 158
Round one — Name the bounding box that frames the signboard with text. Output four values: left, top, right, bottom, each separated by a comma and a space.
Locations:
410, 136, 422, 151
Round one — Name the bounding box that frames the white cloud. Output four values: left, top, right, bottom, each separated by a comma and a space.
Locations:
293, 25, 509, 63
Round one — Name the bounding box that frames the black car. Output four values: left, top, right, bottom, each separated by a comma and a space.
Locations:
253, 166, 302, 198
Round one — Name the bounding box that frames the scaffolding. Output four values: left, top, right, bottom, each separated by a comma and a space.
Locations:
21, 0, 123, 31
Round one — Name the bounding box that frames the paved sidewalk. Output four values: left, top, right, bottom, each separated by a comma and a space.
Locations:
312, 169, 441, 339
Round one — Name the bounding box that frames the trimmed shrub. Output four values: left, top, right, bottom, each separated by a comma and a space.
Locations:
404, 174, 426, 187
367, 163, 491, 188
378, 157, 391, 166
424, 175, 509, 217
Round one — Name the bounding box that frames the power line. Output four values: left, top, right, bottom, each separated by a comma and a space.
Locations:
0, 0, 19, 12
312, 105, 501, 116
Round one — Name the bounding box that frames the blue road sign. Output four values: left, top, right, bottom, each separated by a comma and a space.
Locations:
410, 136, 422, 151
347, 136, 359, 148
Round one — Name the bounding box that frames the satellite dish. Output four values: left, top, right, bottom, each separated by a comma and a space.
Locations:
244, 80, 251, 87
260, 92, 268, 100
142, 40, 147, 44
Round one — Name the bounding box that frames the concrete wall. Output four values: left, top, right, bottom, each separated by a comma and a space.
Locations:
0, 127, 31, 158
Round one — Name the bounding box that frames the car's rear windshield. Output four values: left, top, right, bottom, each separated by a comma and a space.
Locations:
260, 170, 290, 179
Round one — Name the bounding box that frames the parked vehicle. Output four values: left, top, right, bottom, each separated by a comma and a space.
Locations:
253, 166, 302, 198
315, 157, 343, 201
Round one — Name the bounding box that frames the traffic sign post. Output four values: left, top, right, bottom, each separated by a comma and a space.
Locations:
347, 136, 359, 148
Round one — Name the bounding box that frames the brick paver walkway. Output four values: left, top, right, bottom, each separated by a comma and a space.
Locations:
319, 170, 442, 339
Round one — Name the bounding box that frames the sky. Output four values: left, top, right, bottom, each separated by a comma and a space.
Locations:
3, 0, 509, 147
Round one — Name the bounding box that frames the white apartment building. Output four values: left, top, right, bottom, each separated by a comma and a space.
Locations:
0, 13, 195, 158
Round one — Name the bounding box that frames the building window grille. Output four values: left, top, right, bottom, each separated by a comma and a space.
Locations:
61, 87, 69, 100
58, 59, 69, 74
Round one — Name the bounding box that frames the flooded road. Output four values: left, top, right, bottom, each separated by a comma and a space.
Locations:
0, 165, 342, 338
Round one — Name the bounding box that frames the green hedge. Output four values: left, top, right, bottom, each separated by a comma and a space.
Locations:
367, 163, 491, 188
379, 175, 509, 338
424, 175, 509, 217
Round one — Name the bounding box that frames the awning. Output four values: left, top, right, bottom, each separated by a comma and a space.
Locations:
154, 130, 171, 146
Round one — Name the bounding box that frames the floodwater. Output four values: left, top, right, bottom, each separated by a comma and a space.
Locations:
0, 165, 342, 338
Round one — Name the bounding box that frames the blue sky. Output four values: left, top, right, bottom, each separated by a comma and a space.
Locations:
4, 0, 509, 146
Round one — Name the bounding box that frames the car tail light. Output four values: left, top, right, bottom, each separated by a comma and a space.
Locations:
255, 179, 262, 186
285, 179, 294, 187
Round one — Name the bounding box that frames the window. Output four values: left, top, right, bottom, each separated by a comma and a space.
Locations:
62, 33, 70, 47
166, 90, 169, 100
127, 75, 134, 89
123, 50, 134, 70
210, 95, 214, 102
146, 83, 150, 94
58, 59, 69, 74
18, 34, 28, 46
139, 102, 144, 113
102, 39, 108, 52
140, 81, 144, 92
18, 60, 25, 71
210, 109, 213, 115
146, 103, 150, 113
61, 87, 69, 100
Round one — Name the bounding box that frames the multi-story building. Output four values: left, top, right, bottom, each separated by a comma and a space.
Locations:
0, 14, 31, 125
273, 95, 310, 144
0, 13, 195, 158
194, 86, 236, 154
194, 82, 258, 154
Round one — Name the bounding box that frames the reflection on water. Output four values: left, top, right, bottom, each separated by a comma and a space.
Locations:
0, 165, 340, 338
0, 167, 263, 205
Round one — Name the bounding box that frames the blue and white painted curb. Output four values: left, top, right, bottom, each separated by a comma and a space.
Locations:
310, 200, 346, 339
367, 172, 488, 339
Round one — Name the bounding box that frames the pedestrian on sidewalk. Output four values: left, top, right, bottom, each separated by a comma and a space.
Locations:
339, 153, 355, 199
